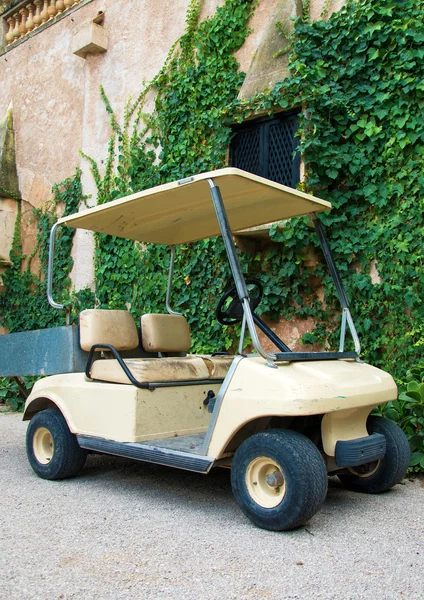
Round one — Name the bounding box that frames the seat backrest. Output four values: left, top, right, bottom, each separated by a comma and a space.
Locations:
140, 314, 191, 353
79, 309, 139, 352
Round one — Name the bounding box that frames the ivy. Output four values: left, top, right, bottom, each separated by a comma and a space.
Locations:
290, 0, 424, 375
0, 169, 94, 333
374, 361, 424, 471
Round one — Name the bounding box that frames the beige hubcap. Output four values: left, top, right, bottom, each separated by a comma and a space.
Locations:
246, 456, 286, 508
33, 427, 54, 464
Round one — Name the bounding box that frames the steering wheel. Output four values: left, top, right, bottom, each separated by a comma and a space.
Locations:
216, 278, 263, 325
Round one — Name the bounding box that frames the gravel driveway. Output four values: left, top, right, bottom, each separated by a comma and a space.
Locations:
1, 412, 423, 600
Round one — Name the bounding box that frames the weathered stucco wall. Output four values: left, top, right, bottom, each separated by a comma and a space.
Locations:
0, 0, 345, 294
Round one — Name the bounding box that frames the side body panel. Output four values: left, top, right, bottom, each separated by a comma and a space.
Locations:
24, 373, 139, 442
207, 358, 397, 458
24, 373, 219, 443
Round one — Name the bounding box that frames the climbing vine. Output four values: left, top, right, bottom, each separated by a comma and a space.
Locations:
0, 169, 94, 333
263, 0, 424, 376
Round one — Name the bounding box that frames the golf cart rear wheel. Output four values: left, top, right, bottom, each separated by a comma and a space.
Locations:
231, 429, 328, 531
26, 408, 87, 480
337, 416, 410, 494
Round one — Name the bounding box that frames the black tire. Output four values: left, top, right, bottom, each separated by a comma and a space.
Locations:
26, 409, 87, 480
231, 429, 328, 531
337, 416, 410, 494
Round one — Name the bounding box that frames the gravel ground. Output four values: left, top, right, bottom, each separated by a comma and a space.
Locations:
0, 411, 423, 600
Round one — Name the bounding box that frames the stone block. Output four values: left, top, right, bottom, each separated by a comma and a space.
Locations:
72, 22, 108, 59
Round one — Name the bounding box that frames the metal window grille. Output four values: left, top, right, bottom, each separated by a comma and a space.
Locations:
230, 113, 300, 188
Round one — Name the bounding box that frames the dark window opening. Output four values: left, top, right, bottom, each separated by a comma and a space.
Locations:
229, 112, 300, 189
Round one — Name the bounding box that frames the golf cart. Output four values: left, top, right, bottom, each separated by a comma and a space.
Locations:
20, 168, 409, 531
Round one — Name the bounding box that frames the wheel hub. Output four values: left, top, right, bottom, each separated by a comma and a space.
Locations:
246, 456, 286, 508
266, 471, 284, 487
33, 427, 54, 464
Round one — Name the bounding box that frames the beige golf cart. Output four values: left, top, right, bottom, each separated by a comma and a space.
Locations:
21, 168, 410, 531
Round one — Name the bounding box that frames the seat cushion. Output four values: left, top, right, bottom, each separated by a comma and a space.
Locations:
197, 355, 235, 379
90, 356, 211, 385
141, 314, 191, 353
80, 309, 139, 352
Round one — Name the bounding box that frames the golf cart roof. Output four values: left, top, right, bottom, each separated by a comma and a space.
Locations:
58, 168, 331, 245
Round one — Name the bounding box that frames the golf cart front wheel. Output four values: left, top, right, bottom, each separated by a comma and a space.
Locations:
26, 408, 87, 480
337, 416, 410, 493
231, 429, 328, 531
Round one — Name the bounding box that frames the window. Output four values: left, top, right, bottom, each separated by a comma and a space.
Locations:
229, 112, 300, 189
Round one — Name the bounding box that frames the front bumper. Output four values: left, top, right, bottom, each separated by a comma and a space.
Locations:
335, 433, 386, 468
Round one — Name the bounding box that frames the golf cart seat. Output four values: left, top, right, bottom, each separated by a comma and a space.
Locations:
82, 310, 233, 386
139, 314, 234, 379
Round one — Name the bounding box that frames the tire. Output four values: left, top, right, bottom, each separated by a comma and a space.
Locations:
26, 409, 87, 480
337, 416, 410, 494
231, 429, 328, 531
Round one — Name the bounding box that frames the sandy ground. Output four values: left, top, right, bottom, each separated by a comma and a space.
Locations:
0, 411, 423, 600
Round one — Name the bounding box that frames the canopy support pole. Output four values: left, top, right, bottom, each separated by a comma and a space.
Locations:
207, 179, 277, 367
47, 223, 69, 324
312, 213, 360, 354
166, 246, 182, 316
